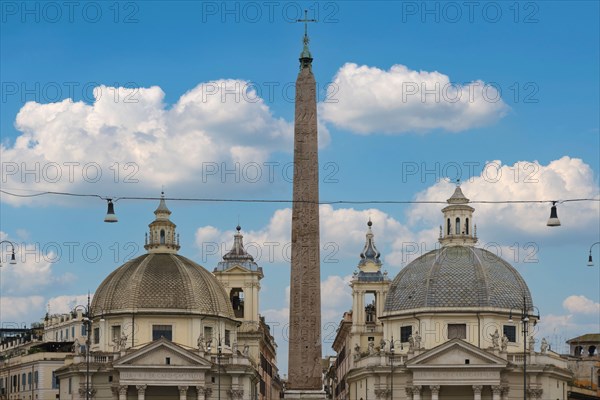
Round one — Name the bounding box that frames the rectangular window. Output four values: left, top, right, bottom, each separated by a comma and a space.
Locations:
152, 325, 172, 341
225, 330, 231, 346
111, 325, 121, 342
204, 326, 213, 344
52, 372, 59, 389
400, 326, 413, 343
72, 326, 75, 338
260, 379, 266, 395
65, 328, 69, 340
448, 324, 467, 339
34, 371, 38, 389
82, 324, 87, 336
68, 378, 72, 394
93, 327, 100, 344
503, 325, 517, 342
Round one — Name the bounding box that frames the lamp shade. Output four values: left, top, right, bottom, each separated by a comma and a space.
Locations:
546, 203, 561, 227
104, 199, 118, 223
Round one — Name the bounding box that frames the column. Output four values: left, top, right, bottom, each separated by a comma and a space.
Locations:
412, 385, 422, 400
472, 385, 482, 400
118, 385, 128, 400
501, 386, 510, 400
429, 385, 440, 400
178, 386, 188, 400
527, 388, 543, 399
491, 385, 501, 400
195, 386, 205, 400
356, 291, 364, 325
136, 385, 147, 400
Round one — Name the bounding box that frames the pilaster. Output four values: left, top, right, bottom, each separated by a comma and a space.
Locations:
179, 386, 189, 400
472, 385, 482, 400
118, 385, 128, 400
136, 385, 147, 400
430, 385, 440, 400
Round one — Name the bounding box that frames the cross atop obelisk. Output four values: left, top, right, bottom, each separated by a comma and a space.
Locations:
297, 10, 316, 41
296, 10, 317, 69
285, 9, 325, 400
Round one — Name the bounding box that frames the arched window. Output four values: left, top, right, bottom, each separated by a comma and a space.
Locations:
160, 229, 165, 244
447, 218, 451, 235
589, 345, 597, 356
465, 218, 469, 235
364, 293, 376, 323
455, 218, 461, 235
230, 288, 244, 318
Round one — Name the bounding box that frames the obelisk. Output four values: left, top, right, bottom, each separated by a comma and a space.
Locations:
286, 11, 324, 398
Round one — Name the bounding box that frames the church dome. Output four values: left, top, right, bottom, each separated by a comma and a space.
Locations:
91, 193, 235, 320
91, 253, 235, 319
384, 246, 532, 313
385, 186, 533, 314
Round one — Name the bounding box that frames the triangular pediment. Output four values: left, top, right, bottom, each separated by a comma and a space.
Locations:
221, 265, 251, 274
114, 337, 211, 368
406, 339, 508, 369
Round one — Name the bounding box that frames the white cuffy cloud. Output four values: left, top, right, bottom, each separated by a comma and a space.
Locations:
563, 295, 600, 315
1, 82, 303, 205
407, 157, 600, 242
0, 232, 76, 295
47, 294, 93, 315
194, 205, 418, 268
319, 63, 509, 134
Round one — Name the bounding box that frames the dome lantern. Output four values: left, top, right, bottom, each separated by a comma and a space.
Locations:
144, 192, 180, 254
439, 184, 477, 247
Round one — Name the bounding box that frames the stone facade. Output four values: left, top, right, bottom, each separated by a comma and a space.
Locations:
2, 197, 282, 400
328, 188, 575, 400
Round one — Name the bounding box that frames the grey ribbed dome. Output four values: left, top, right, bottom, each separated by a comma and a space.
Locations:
92, 253, 235, 319
384, 246, 532, 313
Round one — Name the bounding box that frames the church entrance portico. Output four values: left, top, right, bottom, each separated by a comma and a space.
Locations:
403, 384, 507, 400
116, 384, 211, 400
404, 339, 509, 400
112, 338, 213, 400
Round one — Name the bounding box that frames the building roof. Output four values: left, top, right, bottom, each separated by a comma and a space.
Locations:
359, 220, 382, 267
384, 246, 533, 313
91, 253, 235, 319
567, 334, 600, 344
215, 226, 260, 272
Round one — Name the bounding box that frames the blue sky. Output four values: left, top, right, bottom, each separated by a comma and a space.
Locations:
1, 1, 599, 374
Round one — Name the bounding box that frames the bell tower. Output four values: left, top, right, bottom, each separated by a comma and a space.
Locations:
213, 226, 263, 325
350, 221, 390, 352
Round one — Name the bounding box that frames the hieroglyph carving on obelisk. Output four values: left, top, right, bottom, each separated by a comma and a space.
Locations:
287, 10, 323, 390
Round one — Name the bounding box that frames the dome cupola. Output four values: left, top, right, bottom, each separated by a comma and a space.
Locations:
91, 196, 235, 319
384, 186, 533, 315
439, 184, 477, 247
144, 192, 180, 254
